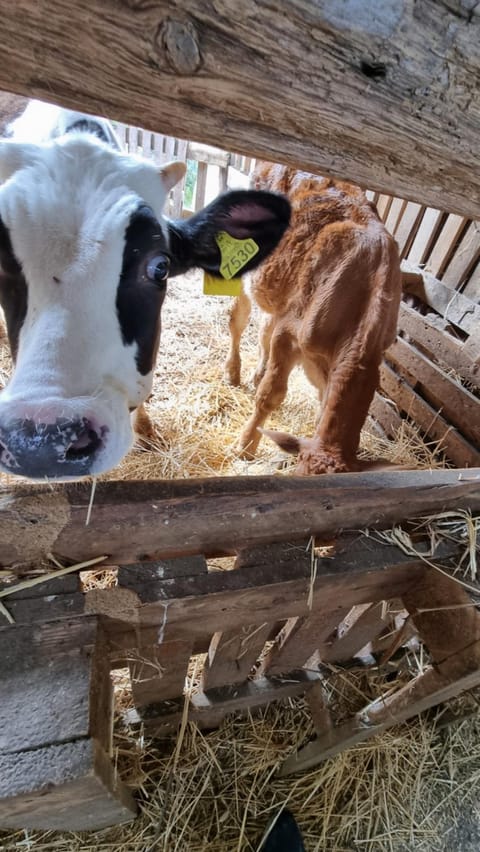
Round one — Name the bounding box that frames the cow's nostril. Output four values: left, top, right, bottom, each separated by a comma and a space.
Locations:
65, 422, 102, 460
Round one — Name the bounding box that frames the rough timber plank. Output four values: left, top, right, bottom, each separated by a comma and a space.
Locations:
1, 470, 480, 567
1, 3, 480, 215
0, 739, 136, 830
99, 538, 457, 651
368, 392, 403, 438
202, 622, 272, 690
129, 639, 192, 707
407, 208, 443, 267
426, 214, 468, 278
401, 266, 480, 334
386, 338, 480, 445
397, 302, 479, 389
379, 363, 480, 468
322, 602, 388, 664
258, 609, 350, 676
129, 671, 320, 733
441, 222, 480, 289
395, 203, 424, 257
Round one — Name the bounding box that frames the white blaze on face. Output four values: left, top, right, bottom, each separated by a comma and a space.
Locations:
0, 129, 182, 478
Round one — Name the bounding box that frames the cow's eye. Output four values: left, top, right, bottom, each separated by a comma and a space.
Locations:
146, 254, 170, 284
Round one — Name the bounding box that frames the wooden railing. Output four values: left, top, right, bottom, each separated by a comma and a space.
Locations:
367, 190, 480, 303
114, 123, 252, 218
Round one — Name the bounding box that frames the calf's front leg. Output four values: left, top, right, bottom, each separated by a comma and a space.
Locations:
238, 330, 295, 459
225, 288, 251, 386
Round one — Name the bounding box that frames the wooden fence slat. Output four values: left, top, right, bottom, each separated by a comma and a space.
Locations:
406, 208, 444, 266
395, 203, 424, 257
128, 640, 192, 708
387, 337, 480, 446
134, 671, 321, 733
322, 602, 388, 663
368, 391, 403, 438
379, 362, 480, 468
202, 622, 272, 690
426, 214, 467, 277
442, 221, 480, 289
376, 194, 392, 222
194, 160, 208, 211
401, 265, 480, 335
258, 609, 349, 676
171, 138, 187, 217
164, 135, 175, 161
398, 302, 479, 388
384, 198, 406, 235
152, 132, 165, 164
462, 262, 480, 302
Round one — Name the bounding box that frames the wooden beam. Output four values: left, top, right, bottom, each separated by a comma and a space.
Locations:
379, 363, 480, 468
386, 338, 480, 445
1, 469, 479, 568
127, 670, 320, 733
0, 2, 480, 215
98, 538, 456, 649
397, 302, 479, 389
401, 265, 480, 334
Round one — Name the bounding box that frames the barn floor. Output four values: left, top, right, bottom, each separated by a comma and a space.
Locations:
1, 273, 480, 851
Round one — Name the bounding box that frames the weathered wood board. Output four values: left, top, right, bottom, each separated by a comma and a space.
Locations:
0, 1, 479, 215
0, 469, 479, 569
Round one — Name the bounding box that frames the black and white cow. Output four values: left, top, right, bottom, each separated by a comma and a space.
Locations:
0, 101, 290, 479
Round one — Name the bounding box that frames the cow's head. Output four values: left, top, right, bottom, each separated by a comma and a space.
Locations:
0, 124, 290, 479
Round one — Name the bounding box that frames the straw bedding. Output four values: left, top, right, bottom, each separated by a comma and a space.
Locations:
1, 272, 479, 851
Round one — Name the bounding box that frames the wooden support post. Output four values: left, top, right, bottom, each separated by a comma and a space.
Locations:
194, 161, 208, 212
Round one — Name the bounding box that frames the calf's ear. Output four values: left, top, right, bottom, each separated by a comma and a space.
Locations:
159, 160, 186, 192
166, 189, 290, 277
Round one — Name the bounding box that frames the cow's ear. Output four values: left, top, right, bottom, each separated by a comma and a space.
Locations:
166, 189, 291, 277
159, 160, 186, 193
0, 141, 40, 182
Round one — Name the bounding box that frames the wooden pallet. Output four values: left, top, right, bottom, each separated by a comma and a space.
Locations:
370, 265, 480, 468
1, 470, 480, 830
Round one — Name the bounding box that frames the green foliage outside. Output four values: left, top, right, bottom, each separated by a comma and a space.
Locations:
183, 159, 198, 210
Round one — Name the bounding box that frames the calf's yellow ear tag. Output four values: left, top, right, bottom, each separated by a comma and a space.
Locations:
203, 231, 259, 296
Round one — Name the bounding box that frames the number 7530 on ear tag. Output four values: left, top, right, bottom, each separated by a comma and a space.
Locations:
203, 231, 259, 296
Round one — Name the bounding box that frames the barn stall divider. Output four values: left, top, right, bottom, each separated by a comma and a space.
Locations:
1, 469, 480, 829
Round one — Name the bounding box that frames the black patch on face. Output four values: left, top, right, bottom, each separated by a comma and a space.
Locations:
116, 204, 169, 376
0, 217, 27, 360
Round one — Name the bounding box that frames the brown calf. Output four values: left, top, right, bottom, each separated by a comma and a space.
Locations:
225, 163, 402, 474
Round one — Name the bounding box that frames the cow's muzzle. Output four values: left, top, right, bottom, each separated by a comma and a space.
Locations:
0, 416, 108, 479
